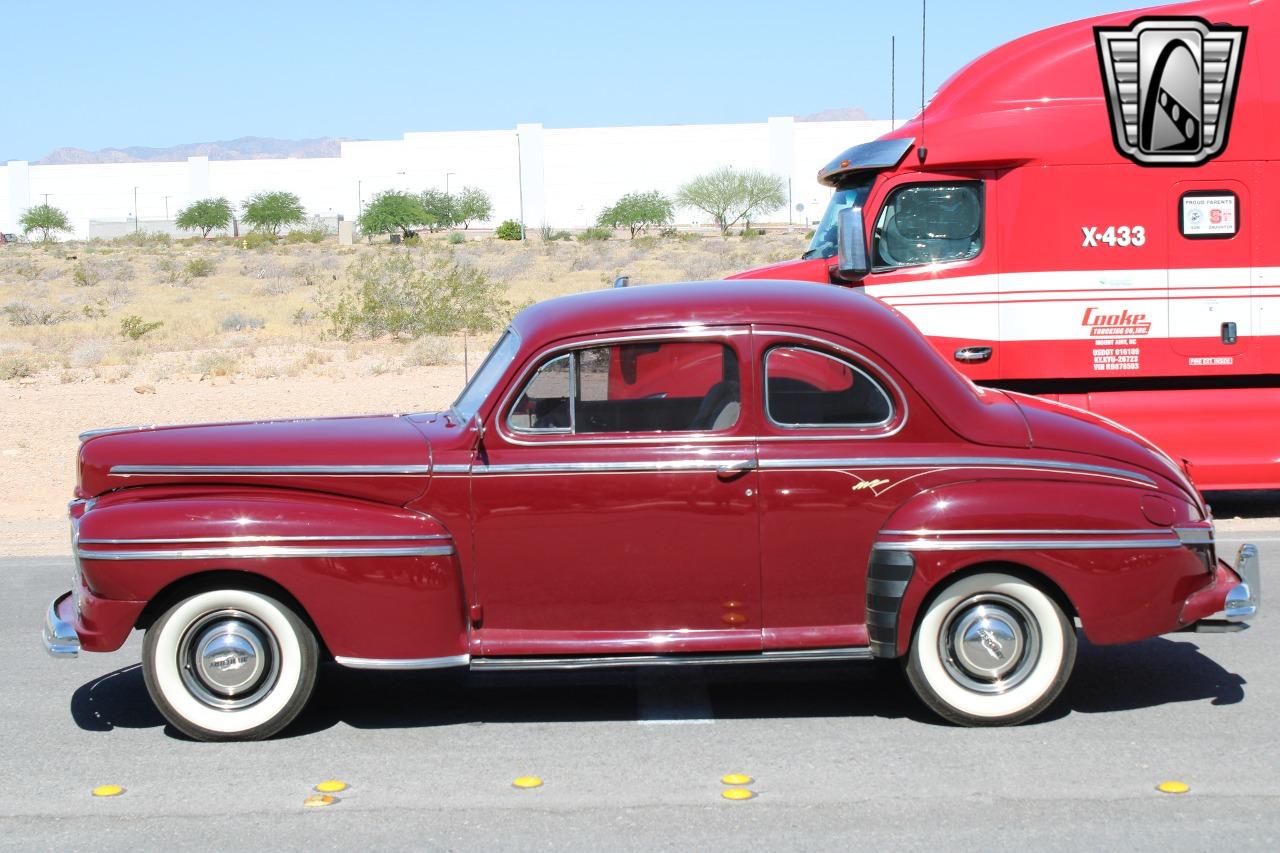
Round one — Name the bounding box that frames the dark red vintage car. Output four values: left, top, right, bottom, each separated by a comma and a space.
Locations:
44, 281, 1259, 739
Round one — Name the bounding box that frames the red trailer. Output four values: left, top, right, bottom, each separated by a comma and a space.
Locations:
729, 0, 1277, 491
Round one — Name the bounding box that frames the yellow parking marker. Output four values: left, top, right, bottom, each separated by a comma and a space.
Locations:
303, 794, 337, 808
91, 785, 124, 798
314, 780, 348, 794
512, 776, 543, 789
1157, 780, 1190, 794
721, 773, 753, 786
721, 788, 755, 801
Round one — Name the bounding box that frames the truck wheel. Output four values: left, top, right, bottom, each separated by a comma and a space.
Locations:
905, 572, 1075, 726
142, 588, 318, 741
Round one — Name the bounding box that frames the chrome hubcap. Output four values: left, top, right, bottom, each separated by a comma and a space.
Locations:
939, 593, 1040, 694
179, 609, 280, 709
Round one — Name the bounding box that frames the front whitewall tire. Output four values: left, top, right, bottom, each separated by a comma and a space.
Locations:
143, 588, 318, 741
906, 572, 1076, 726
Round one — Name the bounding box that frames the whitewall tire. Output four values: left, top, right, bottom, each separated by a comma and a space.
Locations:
142, 588, 319, 741
905, 572, 1076, 726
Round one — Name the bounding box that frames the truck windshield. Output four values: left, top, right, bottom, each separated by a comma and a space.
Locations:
452, 329, 521, 421
802, 175, 876, 260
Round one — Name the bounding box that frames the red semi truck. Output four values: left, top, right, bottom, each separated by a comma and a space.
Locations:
729, 0, 1277, 491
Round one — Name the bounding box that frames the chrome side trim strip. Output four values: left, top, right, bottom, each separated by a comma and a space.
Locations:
474, 459, 742, 475
335, 653, 471, 670
77, 545, 455, 561
431, 464, 471, 474
759, 456, 1157, 486
881, 528, 1159, 537
80, 425, 153, 442
873, 538, 1180, 552
109, 464, 431, 477
468, 646, 873, 671
78, 534, 450, 545
1174, 527, 1215, 545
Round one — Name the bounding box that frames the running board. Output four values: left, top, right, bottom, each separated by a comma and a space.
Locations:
468, 646, 873, 672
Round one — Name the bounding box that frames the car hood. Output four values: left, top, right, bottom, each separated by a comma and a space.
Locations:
78, 414, 434, 504
1008, 392, 1205, 511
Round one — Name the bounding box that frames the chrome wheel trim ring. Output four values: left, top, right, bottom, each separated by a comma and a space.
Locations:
938, 593, 1041, 695
178, 609, 281, 710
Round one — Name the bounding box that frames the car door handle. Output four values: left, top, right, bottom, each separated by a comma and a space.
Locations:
954, 346, 993, 363
716, 460, 756, 478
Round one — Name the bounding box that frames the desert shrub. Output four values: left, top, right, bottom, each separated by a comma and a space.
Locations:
403, 337, 453, 367
195, 352, 240, 377
220, 312, 266, 332
321, 253, 511, 340
285, 221, 329, 244
185, 257, 216, 278
739, 227, 766, 237
72, 261, 104, 287
447, 232, 466, 245
152, 256, 193, 287
241, 232, 277, 250
69, 340, 108, 368
120, 315, 163, 340
4, 301, 70, 326
494, 219, 523, 241
577, 226, 612, 242
113, 231, 172, 248
10, 260, 44, 281
0, 353, 40, 380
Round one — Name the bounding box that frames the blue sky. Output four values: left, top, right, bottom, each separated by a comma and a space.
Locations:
3, 0, 1133, 161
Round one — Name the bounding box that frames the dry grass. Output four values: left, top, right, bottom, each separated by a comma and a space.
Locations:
0, 232, 806, 384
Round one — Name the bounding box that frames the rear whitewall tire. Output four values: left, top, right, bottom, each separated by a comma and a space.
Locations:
906, 572, 1076, 726
143, 588, 318, 741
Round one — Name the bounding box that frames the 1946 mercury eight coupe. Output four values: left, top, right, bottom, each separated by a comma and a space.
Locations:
43, 281, 1259, 739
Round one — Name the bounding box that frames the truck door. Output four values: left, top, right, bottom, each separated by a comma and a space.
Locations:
1167, 179, 1252, 360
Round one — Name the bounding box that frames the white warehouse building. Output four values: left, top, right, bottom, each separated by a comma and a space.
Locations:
0, 117, 890, 239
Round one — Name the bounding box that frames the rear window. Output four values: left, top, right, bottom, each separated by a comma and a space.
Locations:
765, 346, 893, 427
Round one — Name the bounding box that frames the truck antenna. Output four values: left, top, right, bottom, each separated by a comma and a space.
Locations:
891, 35, 896, 128
918, 0, 928, 163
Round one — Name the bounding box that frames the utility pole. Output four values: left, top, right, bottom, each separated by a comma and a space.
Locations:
515, 133, 526, 240
133, 187, 139, 232
163, 195, 171, 221
891, 35, 896, 127
41, 193, 51, 206
445, 171, 456, 196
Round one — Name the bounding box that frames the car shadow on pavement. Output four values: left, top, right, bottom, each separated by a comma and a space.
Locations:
69, 636, 1246, 738
1203, 489, 1280, 519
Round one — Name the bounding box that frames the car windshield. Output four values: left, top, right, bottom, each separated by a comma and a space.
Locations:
452, 329, 521, 421
802, 174, 876, 260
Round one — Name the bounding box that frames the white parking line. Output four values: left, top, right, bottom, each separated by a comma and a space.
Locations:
635, 671, 714, 725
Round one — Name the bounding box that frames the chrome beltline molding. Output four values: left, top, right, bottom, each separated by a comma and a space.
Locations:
880, 528, 1161, 537
468, 646, 873, 671
79, 425, 154, 442
873, 538, 1180, 552
78, 534, 451, 545
77, 544, 455, 561
475, 459, 745, 475
431, 464, 471, 474
759, 456, 1157, 486
109, 464, 431, 476
335, 653, 471, 670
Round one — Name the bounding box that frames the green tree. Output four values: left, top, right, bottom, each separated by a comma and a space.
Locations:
19, 204, 72, 242
453, 186, 493, 229
175, 197, 233, 238
418, 189, 458, 232
597, 190, 674, 239
358, 191, 428, 238
241, 191, 306, 237
676, 167, 786, 235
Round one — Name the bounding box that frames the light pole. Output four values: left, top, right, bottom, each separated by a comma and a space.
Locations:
133, 187, 139, 233
41, 193, 51, 206
445, 171, 456, 196
515, 133, 526, 240
163, 195, 171, 221
357, 180, 362, 215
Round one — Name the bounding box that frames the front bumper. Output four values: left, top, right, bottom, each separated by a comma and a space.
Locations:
1180, 544, 1261, 633
43, 591, 80, 657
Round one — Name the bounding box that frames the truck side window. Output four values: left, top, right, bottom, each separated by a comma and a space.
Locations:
873, 182, 983, 269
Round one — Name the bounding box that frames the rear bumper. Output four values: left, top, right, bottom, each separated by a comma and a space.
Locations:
43, 592, 80, 657
1179, 544, 1261, 633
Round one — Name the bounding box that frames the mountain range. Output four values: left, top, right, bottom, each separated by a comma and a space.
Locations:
35, 136, 347, 165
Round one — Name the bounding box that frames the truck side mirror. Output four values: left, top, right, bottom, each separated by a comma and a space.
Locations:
835, 205, 870, 280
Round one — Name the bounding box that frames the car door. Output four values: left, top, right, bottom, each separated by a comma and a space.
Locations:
751, 327, 911, 651
470, 328, 762, 657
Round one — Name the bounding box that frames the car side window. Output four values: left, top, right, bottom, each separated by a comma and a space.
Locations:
873, 182, 983, 269
508, 341, 740, 435
765, 346, 893, 427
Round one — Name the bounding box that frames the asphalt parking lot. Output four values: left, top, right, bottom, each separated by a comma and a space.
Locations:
6, 527, 1277, 851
